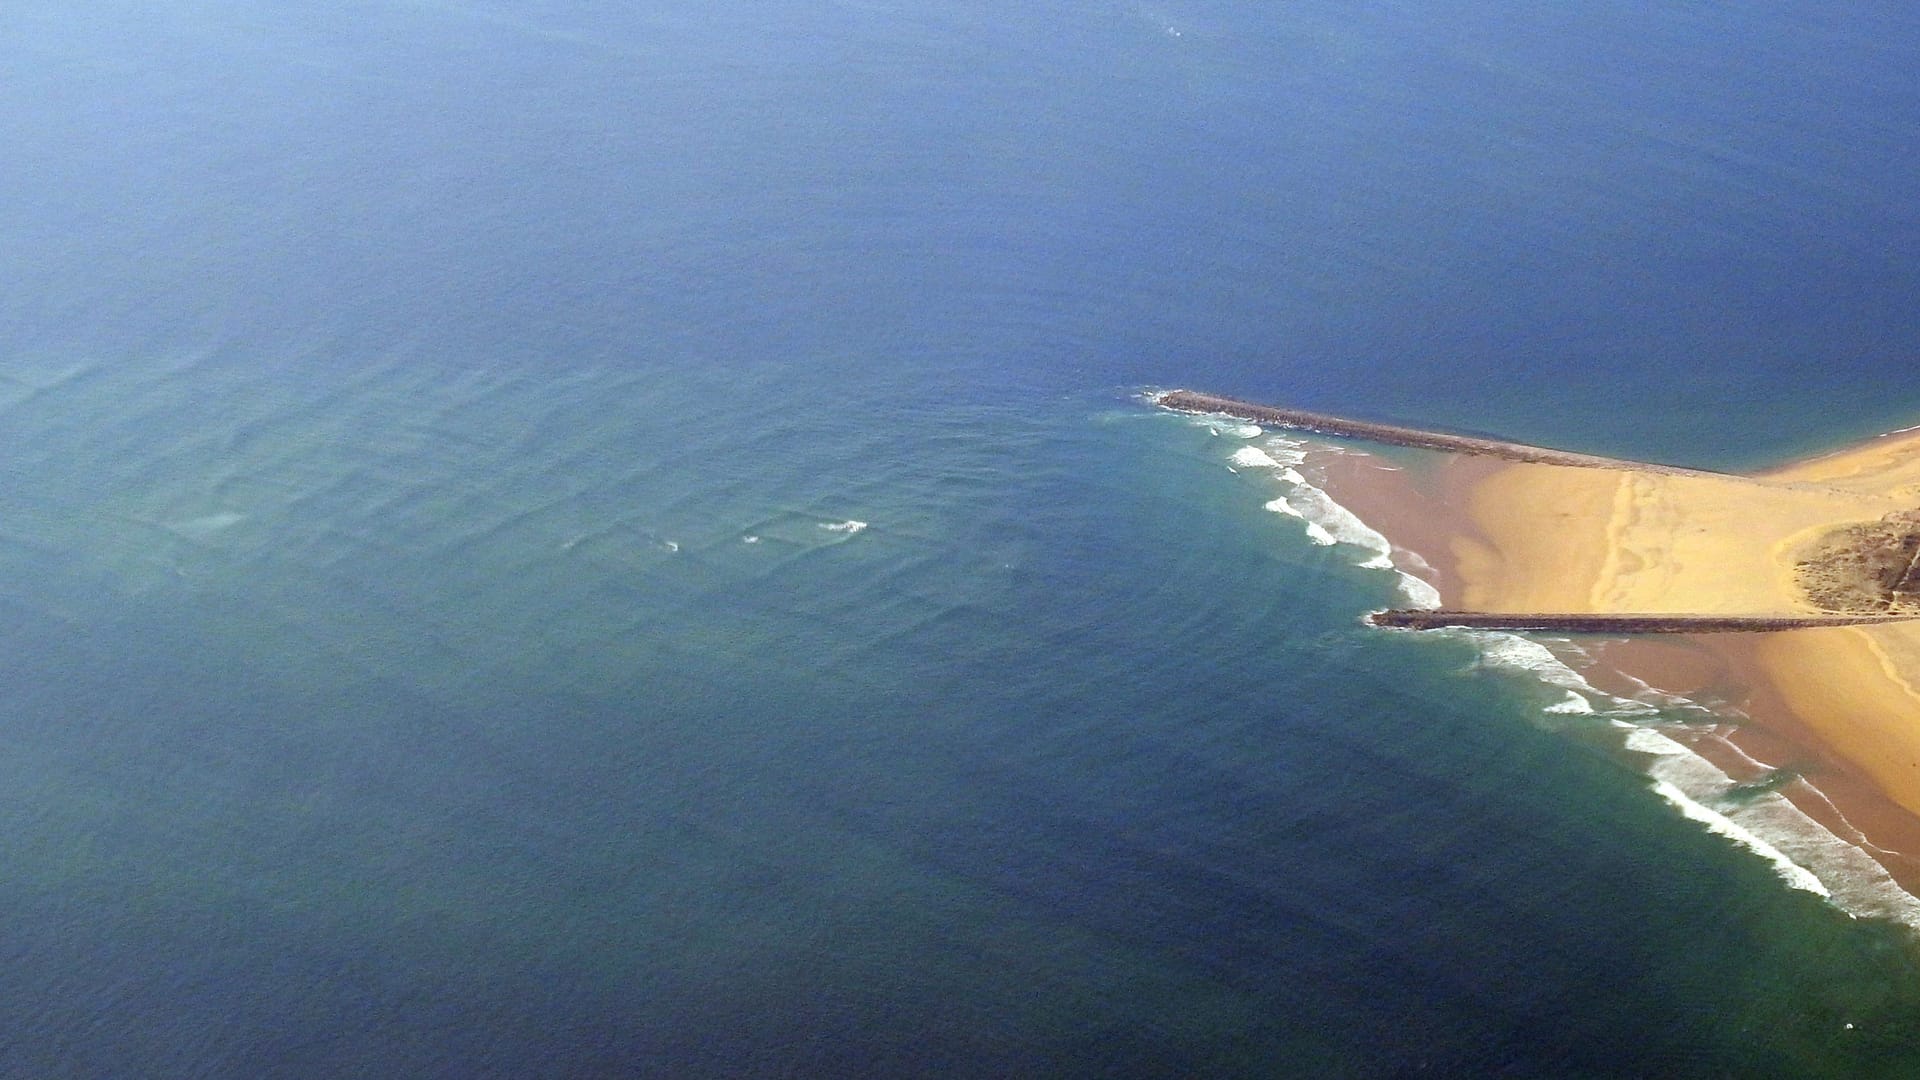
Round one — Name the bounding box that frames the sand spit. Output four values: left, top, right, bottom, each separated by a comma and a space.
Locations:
1161, 388, 1920, 914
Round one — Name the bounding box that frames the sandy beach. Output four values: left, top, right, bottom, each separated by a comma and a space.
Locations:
1312, 420, 1920, 898
1458, 434, 1920, 810
1169, 388, 1920, 902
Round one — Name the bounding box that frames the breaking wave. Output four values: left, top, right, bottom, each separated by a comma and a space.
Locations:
1623, 723, 1920, 923
1448, 629, 1658, 720
1450, 633, 1920, 927
1216, 426, 1437, 608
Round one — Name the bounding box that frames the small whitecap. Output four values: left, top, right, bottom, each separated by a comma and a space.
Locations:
167, 511, 246, 540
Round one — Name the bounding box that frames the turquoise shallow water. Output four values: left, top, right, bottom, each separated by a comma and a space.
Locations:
7, 2, 1920, 1075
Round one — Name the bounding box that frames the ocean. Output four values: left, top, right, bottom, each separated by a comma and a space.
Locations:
6, 1, 1920, 1075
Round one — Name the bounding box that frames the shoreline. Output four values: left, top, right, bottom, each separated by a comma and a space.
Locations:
1592, 632, 1920, 906
1182, 402, 1920, 922
1345, 447, 1920, 913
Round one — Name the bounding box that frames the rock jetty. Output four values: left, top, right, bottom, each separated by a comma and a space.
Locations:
1155, 389, 1733, 478
1366, 610, 1920, 632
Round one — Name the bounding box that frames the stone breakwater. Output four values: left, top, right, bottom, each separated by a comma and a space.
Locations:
1155, 389, 1734, 479
1367, 610, 1920, 632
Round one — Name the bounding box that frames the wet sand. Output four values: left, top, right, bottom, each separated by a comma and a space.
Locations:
1595, 632, 1920, 899
1306, 432, 1920, 901
1456, 437, 1920, 818
1180, 390, 1920, 905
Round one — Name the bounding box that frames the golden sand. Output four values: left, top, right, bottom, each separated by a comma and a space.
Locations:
1459, 429, 1920, 814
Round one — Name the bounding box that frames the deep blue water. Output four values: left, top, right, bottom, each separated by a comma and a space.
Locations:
6, 2, 1920, 1075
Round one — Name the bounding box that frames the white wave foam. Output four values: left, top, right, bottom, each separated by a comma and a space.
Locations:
1263, 497, 1335, 546
1653, 780, 1829, 897
1230, 443, 1308, 485
1155, 391, 1264, 440
1230, 446, 1283, 470
1283, 485, 1396, 570
1451, 630, 1658, 720
1235, 436, 1436, 606
820, 520, 868, 534
1620, 725, 1688, 755
1490, 644, 1920, 924
1543, 691, 1595, 715
1621, 724, 1920, 922
1718, 788, 1920, 926
1191, 415, 1263, 439
1396, 574, 1443, 610
1397, 547, 1436, 577
1260, 437, 1308, 467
